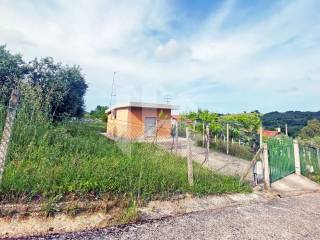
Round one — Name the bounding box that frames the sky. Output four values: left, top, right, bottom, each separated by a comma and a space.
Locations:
0, 0, 319, 113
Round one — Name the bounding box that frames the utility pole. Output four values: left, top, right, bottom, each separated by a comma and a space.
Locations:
285, 124, 288, 136
109, 72, 116, 108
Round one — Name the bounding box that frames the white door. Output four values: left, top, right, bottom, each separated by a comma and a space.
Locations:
144, 117, 156, 137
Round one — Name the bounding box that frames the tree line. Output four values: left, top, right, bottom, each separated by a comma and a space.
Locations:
262, 111, 320, 136
0, 45, 87, 119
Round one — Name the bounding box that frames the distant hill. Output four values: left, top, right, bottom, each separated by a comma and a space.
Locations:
262, 111, 320, 136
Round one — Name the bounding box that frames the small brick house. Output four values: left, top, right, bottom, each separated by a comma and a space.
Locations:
106, 102, 177, 140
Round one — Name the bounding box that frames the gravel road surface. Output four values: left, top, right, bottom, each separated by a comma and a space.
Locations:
23, 192, 320, 240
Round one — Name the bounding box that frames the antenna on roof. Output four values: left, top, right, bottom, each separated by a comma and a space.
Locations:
164, 94, 171, 105
109, 72, 116, 108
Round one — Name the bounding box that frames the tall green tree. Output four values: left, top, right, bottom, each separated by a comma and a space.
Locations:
299, 119, 320, 139
89, 105, 108, 122
0, 46, 88, 119
0, 45, 25, 104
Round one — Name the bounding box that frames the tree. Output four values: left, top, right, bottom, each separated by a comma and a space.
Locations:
0, 45, 88, 119
0, 45, 25, 104
299, 119, 320, 139
52, 65, 88, 118
89, 105, 108, 122
262, 111, 320, 136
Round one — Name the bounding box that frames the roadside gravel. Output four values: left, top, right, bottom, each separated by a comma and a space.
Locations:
22, 192, 320, 240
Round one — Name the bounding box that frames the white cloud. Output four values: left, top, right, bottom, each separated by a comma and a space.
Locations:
0, 0, 319, 112
155, 39, 191, 59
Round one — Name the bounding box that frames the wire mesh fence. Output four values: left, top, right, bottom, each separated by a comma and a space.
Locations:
176, 120, 257, 161
299, 146, 320, 176
104, 117, 257, 188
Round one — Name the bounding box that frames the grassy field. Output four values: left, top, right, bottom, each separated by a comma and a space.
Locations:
0, 100, 251, 203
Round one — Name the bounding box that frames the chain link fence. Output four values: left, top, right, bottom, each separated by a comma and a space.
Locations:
104, 118, 254, 186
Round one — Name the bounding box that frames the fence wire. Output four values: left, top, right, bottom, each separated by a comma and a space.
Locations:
104, 119, 214, 183
299, 146, 320, 176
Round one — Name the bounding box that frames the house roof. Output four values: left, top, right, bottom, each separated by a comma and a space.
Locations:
171, 114, 181, 120
106, 102, 178, 114
262, 130, 280, 137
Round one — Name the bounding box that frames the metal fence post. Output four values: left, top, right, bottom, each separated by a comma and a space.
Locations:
259, 125, 263, 148
186, 127, 193, 186
206, 124, 210, 163
226, 123, 229, 155
317, 148, 320, 169
175, 121, 178, 154
202, 122, 205, 147
293, 140, 301, 175
262, 143, 270, 190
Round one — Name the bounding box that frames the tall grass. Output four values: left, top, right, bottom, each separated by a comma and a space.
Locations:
0, 104, 6, 135
0, 86, 251, 203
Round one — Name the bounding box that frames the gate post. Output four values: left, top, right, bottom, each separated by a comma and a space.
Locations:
262, 143, 270, 190
293, 140, 301, 175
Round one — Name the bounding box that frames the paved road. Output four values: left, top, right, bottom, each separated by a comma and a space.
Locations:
26, 192, 320, 240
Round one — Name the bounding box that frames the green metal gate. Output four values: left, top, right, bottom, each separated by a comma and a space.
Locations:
268, 136, 295, 183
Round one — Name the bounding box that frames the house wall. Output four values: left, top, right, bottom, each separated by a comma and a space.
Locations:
106, 108, 129, 138
128, 108, 171, 139
107, 107, 172, 139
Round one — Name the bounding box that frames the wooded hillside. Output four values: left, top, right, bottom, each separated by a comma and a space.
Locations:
262, 111, 320, 136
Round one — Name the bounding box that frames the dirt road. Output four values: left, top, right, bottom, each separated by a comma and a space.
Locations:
24, 192, 320, 240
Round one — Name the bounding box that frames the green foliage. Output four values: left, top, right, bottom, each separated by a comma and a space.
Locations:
0, 90, 250, 202
119, 200, 139, 224
182, 109, 261, 145
298, 119, 320, 149
262, 111, 320, 136
299, 119, 320, 139
0, 45, 25, 105
0, 45, 87, 119
89, 105, 108, 122
25, 57, 88, 119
